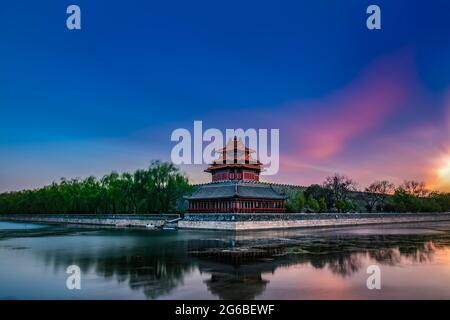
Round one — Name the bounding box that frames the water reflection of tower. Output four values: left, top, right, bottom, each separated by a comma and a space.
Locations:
198, 260, 271, 300
187, 238, 272, 299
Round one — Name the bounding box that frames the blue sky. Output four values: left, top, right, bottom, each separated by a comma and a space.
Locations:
1, 0, 449, 191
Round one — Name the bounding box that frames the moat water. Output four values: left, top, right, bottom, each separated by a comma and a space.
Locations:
1, 220, 450, 299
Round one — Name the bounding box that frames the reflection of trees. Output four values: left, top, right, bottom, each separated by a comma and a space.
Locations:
363, 238, 438, 266
89, 252, 192, 299
397, 241, 437, 263
28, 227, 450, 300
298, 235, 443, 276
368, 248, 402, 266
189, 233, 449, 298
309, 253, 363, 277
38, 230, 195, 299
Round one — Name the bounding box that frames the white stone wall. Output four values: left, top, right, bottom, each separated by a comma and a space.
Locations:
3, 213, 450, 231
178, 214, 450, 230
0, 215, 168, 227
178, 220, 236, 230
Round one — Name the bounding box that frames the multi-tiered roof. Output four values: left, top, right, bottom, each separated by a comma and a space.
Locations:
205, 137, 262, 182
186, 137, 286, 213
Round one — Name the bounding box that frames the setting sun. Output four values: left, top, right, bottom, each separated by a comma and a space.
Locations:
433, 155, 450, 192
439, 157, 450, 182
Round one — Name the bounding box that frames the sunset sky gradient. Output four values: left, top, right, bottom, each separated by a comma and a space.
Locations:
0, 0, 449, 192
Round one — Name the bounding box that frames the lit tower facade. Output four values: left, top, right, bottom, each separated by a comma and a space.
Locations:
207, 136, 262, 182
186, 137, 286, 213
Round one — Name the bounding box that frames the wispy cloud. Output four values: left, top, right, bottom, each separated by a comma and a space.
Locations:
281, 51, 417, 161
258, 51, 449, 191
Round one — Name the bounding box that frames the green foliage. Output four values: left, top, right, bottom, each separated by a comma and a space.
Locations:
285, 191, 305, 213
0, 161, 193, 214
305, 184, 333, 210
335, 199, 351, 213
364, 180, 450, 213
2, 166, 449, 215
304, 184, 330, 201
429, 192, 450, 211
305, 196, 320, 213
364, 180, 394, 212
323, 174, 357, 212
285, 185, 331, 213
386, 188, 422, 212
318, 197, 328, 212
420, 199, 442, 213
391, 189, 423, 213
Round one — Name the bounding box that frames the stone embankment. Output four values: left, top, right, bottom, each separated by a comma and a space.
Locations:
0, 214, 179, 228
2, 212, 450, 231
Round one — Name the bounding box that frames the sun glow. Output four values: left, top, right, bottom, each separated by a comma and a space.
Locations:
434, 155, 450, 191
439, 157, 450, 182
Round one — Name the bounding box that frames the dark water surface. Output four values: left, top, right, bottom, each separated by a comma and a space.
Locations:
1, 220, 450, 299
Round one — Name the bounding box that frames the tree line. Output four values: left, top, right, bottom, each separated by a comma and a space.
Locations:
0, 166, 449, 215
285, 173, 450, 213
0, 161, 193, 214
